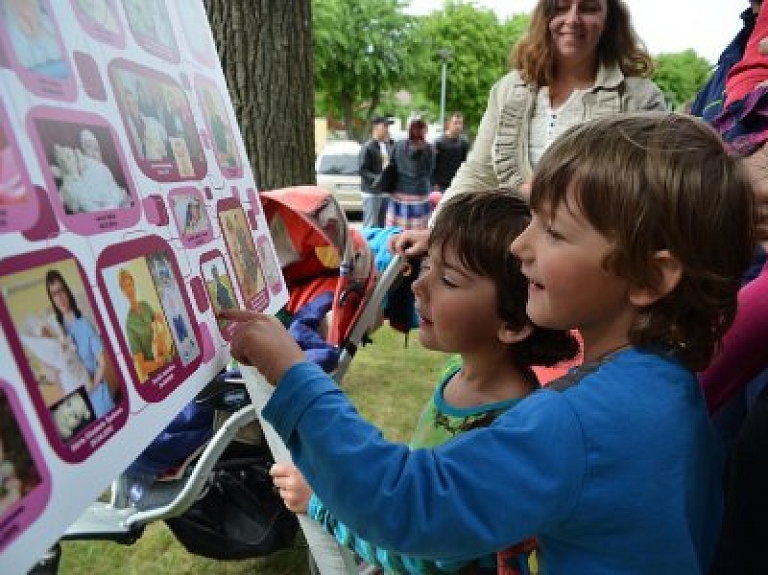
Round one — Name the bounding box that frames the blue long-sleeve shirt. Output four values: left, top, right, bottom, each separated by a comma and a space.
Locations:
263, 348, 724, 574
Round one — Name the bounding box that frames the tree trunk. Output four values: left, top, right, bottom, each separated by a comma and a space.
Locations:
204, 0, 315, 191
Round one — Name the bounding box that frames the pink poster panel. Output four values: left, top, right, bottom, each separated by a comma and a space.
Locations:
109, 59, 207, 182
26, 106, 141, 236
0, 382, 51, 554
0, 0, 77, 101
0, 248, 129, 464
97, 236, 202, 402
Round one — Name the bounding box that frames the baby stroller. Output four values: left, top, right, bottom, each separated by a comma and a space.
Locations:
49, 187, 407, 574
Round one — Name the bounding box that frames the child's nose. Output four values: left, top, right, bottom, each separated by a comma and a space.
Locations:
510, 228, 531, 260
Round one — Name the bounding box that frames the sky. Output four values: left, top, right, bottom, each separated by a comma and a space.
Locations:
405, 0, 750, 64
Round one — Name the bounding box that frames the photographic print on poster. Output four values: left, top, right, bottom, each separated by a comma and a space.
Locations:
217, 198, 269, 312
173, 0, 217, 67
27, 107, 140, 236
169, 187, 213, 248
0, 0, 76, 101
200, 250, 239, 340
0, 250, 127, 463
120, 0, 179, 63
70, 0, 126, 48
145, 251, 199, 366
256, 235, 284, 297
98, 236, 201, 402
0, 101, 38, 233
110, 60, 206, 182
195, 75, 243, 179
0, 383, 51, 554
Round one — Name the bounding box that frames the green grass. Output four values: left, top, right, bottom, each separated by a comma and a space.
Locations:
58, 325, 447, 575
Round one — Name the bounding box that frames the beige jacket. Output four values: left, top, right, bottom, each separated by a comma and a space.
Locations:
440, 63, 666, 208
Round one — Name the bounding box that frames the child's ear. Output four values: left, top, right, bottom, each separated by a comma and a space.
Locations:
629, 249, 682, 307
497, 322, 534, 344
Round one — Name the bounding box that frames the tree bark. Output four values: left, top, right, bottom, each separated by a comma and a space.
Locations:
204, 0, 315, 191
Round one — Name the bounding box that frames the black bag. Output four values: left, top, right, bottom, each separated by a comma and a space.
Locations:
377, 156, 398, 193
165, 450, 299, 560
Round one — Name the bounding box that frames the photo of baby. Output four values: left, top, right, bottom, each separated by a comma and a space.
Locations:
0, 389, 42, 517
33, 119, 133, 215
0, 0, 69, 80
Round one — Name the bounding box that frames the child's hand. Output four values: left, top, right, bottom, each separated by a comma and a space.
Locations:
220, 310, 305, 384
270, 462, 312, 513
388, 229, 430, 257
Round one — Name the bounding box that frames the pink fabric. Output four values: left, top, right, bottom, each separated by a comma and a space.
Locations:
726, 7, 768, 107
700, 261, 768, 412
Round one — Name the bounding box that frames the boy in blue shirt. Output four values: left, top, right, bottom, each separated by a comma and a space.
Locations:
272, 189, 579, 574
222, 113, 756, 574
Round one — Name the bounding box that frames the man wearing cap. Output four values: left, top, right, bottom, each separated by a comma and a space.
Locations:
359, 116, 394, 227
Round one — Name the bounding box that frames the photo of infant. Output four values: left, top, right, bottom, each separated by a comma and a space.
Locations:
33, 119, 133, 215
0, 0, 69, 80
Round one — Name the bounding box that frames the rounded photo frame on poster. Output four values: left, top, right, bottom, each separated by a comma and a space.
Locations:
0, 100, 39, 234
199, 249, 241, 341
0, 381, 52, 554
0, 0, 77, 101
70, 0, 126, 49
216, 197, 270, 312
0, 247, 129, 464
109, 59, 207, 183
121, 0, 179, 63
97, 235, 202, 403
26, 107, 141, 236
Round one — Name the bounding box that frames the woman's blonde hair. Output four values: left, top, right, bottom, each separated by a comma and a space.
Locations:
511, 0, 654, 86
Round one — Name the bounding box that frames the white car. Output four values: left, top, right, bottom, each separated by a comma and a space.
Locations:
315, 140, 362, 216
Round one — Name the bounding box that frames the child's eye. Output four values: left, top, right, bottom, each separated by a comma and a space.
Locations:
441, 275, 459, 288
545, 225, 564, 240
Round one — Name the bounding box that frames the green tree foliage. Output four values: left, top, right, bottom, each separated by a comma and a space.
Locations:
313, 0, 421, 138
416, 2, 529, 131
652, 50, 713, 111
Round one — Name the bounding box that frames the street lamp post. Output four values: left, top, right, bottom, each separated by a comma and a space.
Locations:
437, 48, 452, 131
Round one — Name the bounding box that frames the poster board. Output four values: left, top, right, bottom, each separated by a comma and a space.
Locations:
0, 1, 288, 572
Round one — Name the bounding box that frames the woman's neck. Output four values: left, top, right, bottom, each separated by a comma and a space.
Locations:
549, 60, 599, 108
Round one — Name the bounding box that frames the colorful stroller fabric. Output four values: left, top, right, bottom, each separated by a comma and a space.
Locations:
261, 186, 378, 349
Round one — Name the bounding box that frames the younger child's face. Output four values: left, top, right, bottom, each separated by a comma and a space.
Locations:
412, 243, 506, 355
511, 196, 634, 359
741, 144, 768, 248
